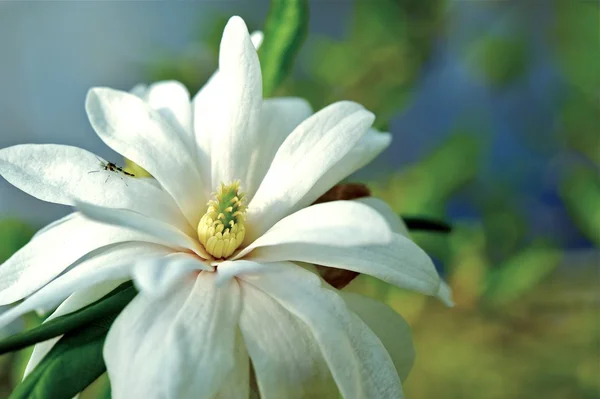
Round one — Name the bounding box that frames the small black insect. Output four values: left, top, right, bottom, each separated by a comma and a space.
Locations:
88, 157, 135, 185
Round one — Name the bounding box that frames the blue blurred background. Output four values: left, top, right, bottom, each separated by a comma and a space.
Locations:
1, 1, 598, 398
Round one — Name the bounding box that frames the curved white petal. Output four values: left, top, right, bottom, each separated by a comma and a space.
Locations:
0, 144, 190, 232
355, 196, 409, 236
23, 280, 124, 377
341, 292, 415, 382
75, 201, 209, 258
238, 262, 403, 399
86, 87, 206, 225
236, 200, 391, 260
246, 102, 374, 243
357, 198, 454, 306
246, 232, 440, 298
104, 272, 241, 399
356, 198, 454, 306
0, 243, 170, 328
135, 81, 194, 148
210, 16, 263, 190
239, 281, 338, 399
132, 253, 213, 297
302, 129, 391, 208
244, 97, 313, 200
0, 214, 160, 305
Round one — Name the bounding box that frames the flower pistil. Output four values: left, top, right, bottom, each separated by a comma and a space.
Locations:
197, 181, 246, 259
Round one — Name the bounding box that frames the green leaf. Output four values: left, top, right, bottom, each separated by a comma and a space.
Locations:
79, 372, 111, 399
9, 315, 115, 399
0, 282, 136, 355
258, 0, 309, 97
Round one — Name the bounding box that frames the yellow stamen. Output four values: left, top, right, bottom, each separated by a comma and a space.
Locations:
197, 181, 246, 259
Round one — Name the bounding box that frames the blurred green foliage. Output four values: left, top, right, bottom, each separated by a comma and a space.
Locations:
553, 0, 600, 248
283, 0, 444, 128
560, 167, 600, 247
371, 132, 481, 216
483, 245, 562, 306
0, 219, 34, 264
465, 35, 529, 87
553, 0, 600, 98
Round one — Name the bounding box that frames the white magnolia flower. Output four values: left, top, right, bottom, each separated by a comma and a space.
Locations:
0, 16, 451, 399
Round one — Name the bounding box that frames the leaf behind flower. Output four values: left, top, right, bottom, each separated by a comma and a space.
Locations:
0, 282, 136, 355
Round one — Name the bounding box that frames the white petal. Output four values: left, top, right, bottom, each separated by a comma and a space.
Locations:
356, 196, 409, 236
238, 262, 403, 399
210, 16, 263, 189
0, 144, 191, 232
129, 83, 148, 98
104, 272, 241, 399
239, 281, 337, 398
357, 197, 454, 306
302, 129, 391, 209
132, 253, 213, 297
192, 30, 264, 198
86, 87, 206, 225
138, 81, 194, 147
216, 259, 274, 285
244, 97, 313, 199
236, 200, 391, 260
33, 212, 78, 238
341, 292, 415, 382
75, 201, 209, 258
214, 331, 250, 399
23, 280, 124, 377
192, 76, 220, 197
0, 213, 160, 305
246, 102, 374, 243
436, 280, 454, 307
250, 31, 264, 48
246, 232, 440, 298
0, 243, 170, 328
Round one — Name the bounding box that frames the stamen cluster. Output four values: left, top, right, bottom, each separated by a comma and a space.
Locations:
197, 181, 247, 259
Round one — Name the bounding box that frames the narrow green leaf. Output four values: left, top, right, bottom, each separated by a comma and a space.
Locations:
9, 315, 116, 399
0, 282, 136, 355
258, 0, 309, 97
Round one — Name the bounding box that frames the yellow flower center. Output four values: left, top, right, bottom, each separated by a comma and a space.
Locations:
197, 181, 247, 259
